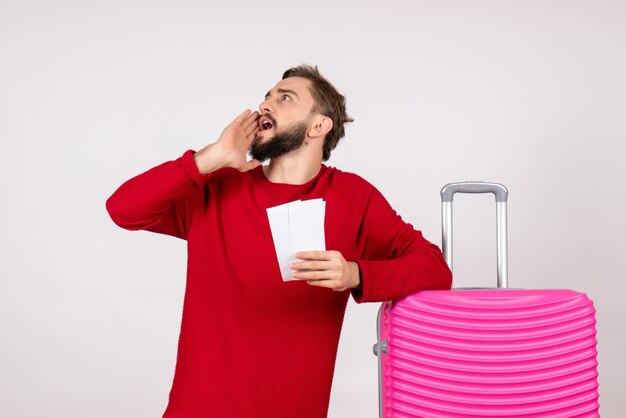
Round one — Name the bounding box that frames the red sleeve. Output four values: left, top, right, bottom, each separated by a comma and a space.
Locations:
350, 182, 452, 303
105, 150, 209, 239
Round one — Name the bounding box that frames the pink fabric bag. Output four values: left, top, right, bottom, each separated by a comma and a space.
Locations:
374, 182, 599, 417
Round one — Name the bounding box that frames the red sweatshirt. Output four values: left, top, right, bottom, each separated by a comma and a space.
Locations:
106, 150, 451, 418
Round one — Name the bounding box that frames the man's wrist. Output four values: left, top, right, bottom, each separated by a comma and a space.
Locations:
193, 143, 226, 174
350, 261, 362, 289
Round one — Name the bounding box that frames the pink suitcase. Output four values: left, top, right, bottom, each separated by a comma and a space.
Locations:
373, 182, 600, 417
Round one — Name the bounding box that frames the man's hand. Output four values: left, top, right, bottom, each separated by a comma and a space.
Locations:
194, 109, 262, 174
291, 251, 361, 292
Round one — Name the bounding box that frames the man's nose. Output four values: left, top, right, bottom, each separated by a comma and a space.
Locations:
259, 98, 273, 114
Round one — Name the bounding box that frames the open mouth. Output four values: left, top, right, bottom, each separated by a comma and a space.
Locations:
258, 115, 275, 132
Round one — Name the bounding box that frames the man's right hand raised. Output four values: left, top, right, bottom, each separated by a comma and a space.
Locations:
193, 110, 262, 174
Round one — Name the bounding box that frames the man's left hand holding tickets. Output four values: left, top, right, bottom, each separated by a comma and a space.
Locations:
291, 250, 361, 292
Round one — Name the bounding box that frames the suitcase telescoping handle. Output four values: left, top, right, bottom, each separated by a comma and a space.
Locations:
440, 181, 509, 288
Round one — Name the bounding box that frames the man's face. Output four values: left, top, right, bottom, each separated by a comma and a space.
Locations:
249, 77, 317, 162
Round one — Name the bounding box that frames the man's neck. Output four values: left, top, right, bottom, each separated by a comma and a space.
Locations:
262, 156, 322, 185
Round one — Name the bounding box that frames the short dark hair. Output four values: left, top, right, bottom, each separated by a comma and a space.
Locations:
282, 65, 353, 161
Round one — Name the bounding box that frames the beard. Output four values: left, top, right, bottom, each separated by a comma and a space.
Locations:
249, 121, 309, 162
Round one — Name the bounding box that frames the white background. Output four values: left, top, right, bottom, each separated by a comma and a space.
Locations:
1, 1, 624, 416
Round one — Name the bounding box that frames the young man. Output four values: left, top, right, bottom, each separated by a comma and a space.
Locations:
106, 65, 451, 418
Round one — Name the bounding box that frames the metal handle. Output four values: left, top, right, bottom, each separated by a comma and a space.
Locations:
440, 181, 509, 288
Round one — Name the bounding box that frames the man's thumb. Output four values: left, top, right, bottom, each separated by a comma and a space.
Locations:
239, 159, 262, 172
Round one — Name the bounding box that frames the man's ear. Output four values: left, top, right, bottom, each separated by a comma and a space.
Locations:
308, 115, 333, 139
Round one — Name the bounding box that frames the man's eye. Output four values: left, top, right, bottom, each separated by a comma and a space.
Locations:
282, 94, 291, 101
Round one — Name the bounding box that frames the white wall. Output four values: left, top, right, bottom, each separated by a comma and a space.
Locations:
1, 1, 624, 416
